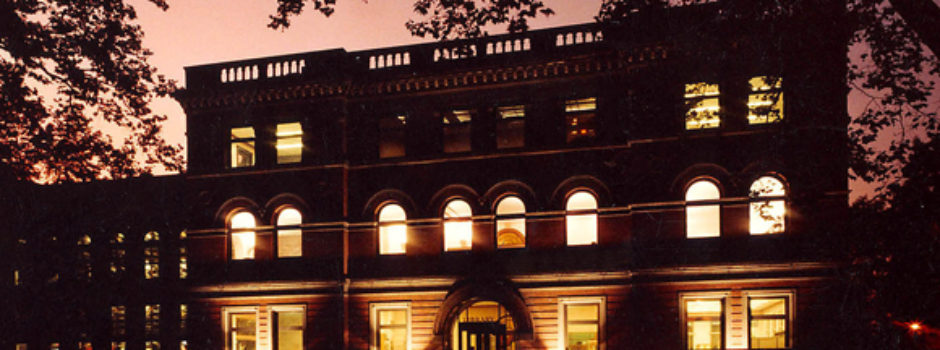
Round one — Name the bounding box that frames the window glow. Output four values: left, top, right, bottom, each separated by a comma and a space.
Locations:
277, 208, 303, 257
686, 180, 721, 238
686, 299, 722, 350
111, 305, 126, 337
229, 313, 257, 350
749, 297, 788, 349
750, 177, 786, 235
562, 300, 601, 350
565, 98, 597, 144
443, 200, 473, 251
276, 122, 303, 164
379, 204, 407, 255
451, 301, 515, 350
496, 196, 526, 249
685, 82, 721, 129
230, 127, 255, 168
748, 77, 784, 124
230, 211, 257, 260
145, 304, 160, 336
566, 191, 598, 246
275, 310, 304, 350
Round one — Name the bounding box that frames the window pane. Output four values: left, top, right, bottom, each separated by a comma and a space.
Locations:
687, 205, 720, 238
276, 122, 303, 164
750, 199, 785, 234
380, 115, 408, 158
379, 204, 407, 255
231, 127, 255, 168
685, 83, 721, 130
277, 208, 303, 258
443, 110, 472, 153
379, 309, 407, 326
276, 311, 304, 350
566, 192, 597, 246
566, 323, 598, 350
111, 305, 126, 337
144, 246, 159, 279
686, 181, 720, 201
379, 204, 406, 222
231, 212, 256, 260
565, 98, 597, 144
750, 298, 786, 316
145, 304, 160, 336
378, 309, 408, 350
231, 212, 256, 229
567, 304, 598, 322
686, 299, 722, 350
232, 313, 257, 350
497, 218, 526, 249
497, 105, 525, 149
750, 177, 786, 197
444, 200, 473, 251
748, 77, 783, 124
379, 328, 407, 350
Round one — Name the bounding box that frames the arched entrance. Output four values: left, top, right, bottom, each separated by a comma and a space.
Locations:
450, 301, 516, 350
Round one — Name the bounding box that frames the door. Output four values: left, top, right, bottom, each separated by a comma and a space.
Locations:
458, 322, 507, 350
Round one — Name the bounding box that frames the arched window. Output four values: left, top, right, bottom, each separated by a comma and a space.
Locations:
276, 208, 303, 257
443, 200, 473, 251
749, 176, 786, 234
229, 211, 257, 260
686, 180, 721, 238
378, 204, 407, 255
496, 196, 526, 249
566, 191, 598, 246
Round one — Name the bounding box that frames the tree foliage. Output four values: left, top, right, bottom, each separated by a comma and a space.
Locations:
0, 0, 183, 183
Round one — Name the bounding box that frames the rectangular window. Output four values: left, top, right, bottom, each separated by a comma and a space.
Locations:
227, 311, 257, 350
49, 343, 59, 350
371, 303, 410, 350
144, 246, 159, 279
559, 297, 604, 350
145, 304, 160, 337
685, 82, 721, 129
230, 127, 256, 168
16, 344, 27, 350
112, 305, 126, 337
749, 297, 789, 349
144, 341, 159, 350
685, 299, 723, 350
496, 105, 525, 149
78, 342, 92, 350
565, 97, 597, 144
110, 234, 126, 279
443, 110, 472, 153
273, 307, 305, 350
110, 342, 125, 350
379, 114, 408, 158
14, 269, 20, 286
180, 304, 189, 333
276, 122, 303, 164
179, 246, 188, 279
748, 77, 783, 124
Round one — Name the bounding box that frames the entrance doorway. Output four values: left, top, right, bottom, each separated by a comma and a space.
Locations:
451, 301, 515, 350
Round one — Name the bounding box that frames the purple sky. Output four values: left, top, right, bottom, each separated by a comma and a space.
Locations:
127, 0, 916, 201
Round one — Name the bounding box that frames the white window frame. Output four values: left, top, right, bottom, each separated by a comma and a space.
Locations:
557, 296, 606, 350
270, 304, 307, 350
222, 306, 259, 350
744, 290, 796, 350
679, 291, 730, 350
369, 302, 412, 350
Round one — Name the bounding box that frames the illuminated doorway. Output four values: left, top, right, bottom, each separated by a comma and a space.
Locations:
451, 301, 515, 350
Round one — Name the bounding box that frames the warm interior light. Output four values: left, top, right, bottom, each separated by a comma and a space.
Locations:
379, 204, 408, 255
910, 322, 922, 331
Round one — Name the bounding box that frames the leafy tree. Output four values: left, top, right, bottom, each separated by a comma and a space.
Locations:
0, 0, 183, 183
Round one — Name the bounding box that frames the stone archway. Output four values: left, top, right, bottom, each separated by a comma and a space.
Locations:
433, 279, 534, 349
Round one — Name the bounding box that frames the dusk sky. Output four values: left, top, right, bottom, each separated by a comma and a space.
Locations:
124, 0, 933, 200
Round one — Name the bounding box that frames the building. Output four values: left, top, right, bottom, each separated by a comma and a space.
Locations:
1, 2, 850, 349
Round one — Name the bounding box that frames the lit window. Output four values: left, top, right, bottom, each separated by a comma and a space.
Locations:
77, 234, 92, 281
685, 82, 720, 129
686, 180, 721, 238
14, 269, 20, 286
443, 200, 473, 251
443, 110, 472, 153
227, 311, 257, 350
748, 77, 783, 124
230, 211, 257, 260
144, 341, 159, 350
565, 98, 597, 144
179, 341, 187, 350
110, 233, 126, 279
495, 196, 526, 249
276, 122, 303, 164
16, 344, 26, 350
371, 303, 410, 350
180, 304, 188, 333
497, 105, 525, 149
144, 231, 159, 279
179, 246, 188, 279
110, 342, 126, 350
230, 127, 256, 168
273, 307, 305, 350
566, 191, 598, 246
112, 305, 126, 337
50, 343, 59, 350
559, 297, 604, 350
378, 204, 407, 255
145, 304, 160, 337
276, 208, 303, 258
749, 297, 789, 349
78, 342, 92, 350
380, 114, 408, 158
685, 299, 723, 350
749, 176, 786, 235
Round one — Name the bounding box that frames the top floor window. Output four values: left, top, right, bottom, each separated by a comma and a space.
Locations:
143, 231, 159, 279
230, 127, 255, 168
230, 211, 257, 260
686, 180, 721, 238
495, 196, 526, 249
566, 191, 598, 246
685, 82, 720, 129
748, 77, 784, 124
443, 199, 473, 251
379, 114, 408, 158
497, 105, 525, 149
378, 204, 407, 255
276, 208, 303, 257
443, 110, 472, 153
565, 98, 597, 144
749, 176, 786, 234
276, 122, 303, 164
